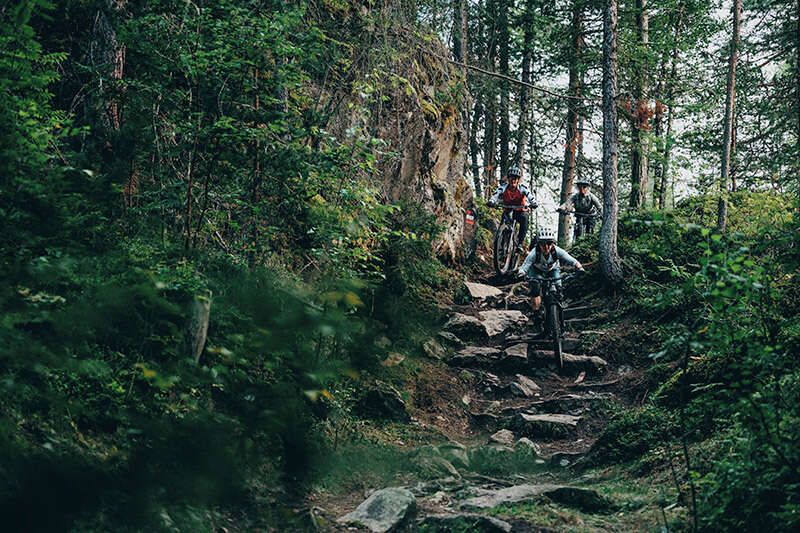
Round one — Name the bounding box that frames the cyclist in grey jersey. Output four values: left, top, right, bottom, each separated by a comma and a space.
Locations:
518, 227, 584, 317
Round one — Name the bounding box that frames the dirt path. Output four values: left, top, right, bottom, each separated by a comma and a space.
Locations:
325, 274, 668, 532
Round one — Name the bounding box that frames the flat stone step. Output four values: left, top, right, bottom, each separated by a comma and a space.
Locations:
465, 281, 504, 300
528, 350, 608, 373
528, 336, 582, 353
459, 483, 613, 513
513, 413, 582, 439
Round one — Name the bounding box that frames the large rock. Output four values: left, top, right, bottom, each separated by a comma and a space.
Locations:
412, 445, 461, 479
422, 339, 447, 359
514, 413, 582, 439
450, 346, 502, 367
443, 313, 485, 339
338, 487, 417, 532
438, 441, 470, 469
418, 513, 513, 532
503, 343, 528, 361
437, 330, 465, 347
460, 484, 610, 513
460, 484, 560, 510
355, 385, 410, 422
489, 429, 515, 446
478, 310, 528, 337
508, 374, 540, 397
464, 281, 503, 300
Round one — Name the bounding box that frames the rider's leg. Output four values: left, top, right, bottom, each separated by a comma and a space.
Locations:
586, 217, 596, 234
528, 279, 542, 312
513, 210, 529, 249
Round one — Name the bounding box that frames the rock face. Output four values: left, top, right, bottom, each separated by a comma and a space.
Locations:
338, 487, 417, 532
443, 313, 486, 339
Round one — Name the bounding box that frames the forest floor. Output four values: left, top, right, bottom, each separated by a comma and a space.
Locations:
309, 269, 688, 532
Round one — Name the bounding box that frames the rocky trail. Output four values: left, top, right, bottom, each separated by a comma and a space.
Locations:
325, 274, 661, 532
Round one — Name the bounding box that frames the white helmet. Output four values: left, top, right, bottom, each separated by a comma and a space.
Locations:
536, 227, 556, 243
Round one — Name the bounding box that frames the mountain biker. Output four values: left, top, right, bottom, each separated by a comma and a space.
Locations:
517, 226, 584, 326
487, 166, 538, 252
557, 180, 602, 237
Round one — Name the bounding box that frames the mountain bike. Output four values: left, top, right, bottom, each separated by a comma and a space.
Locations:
491, 205, 534, 276
558, 209, 601, 240
573, 212, 600, 239
538, 271, 581, 369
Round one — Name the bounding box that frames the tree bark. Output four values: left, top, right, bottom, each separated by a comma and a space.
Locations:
651, 51, 667, 207
558, 0, 584, 246
718, 0, 742, 233
629, 0, 649, 209
484, 0, 499, 195
470, 97, 484, 197
498, 0, 511, 175
515, 0, 535, 165
658, 6, 683, 209
601, 0, 624, 286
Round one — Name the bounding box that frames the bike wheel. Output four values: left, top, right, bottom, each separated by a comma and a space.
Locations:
548, 303, 563, 369
493, 226, 513, 275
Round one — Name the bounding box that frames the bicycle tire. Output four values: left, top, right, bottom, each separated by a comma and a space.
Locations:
548, 303, 563, 369
493, 226, 513, 275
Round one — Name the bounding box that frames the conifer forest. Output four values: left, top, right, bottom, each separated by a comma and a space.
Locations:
1, 0, 799, 531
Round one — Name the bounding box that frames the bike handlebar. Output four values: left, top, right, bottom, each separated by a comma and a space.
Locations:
556, 209, 600, 218
493, 204, 535, 210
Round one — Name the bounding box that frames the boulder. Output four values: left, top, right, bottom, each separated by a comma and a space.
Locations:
478, 310, 528, 337
422, 339, 447, 360
338, 487, 417, 532
460, 484, 560, 510
438, 441, 470, 469
503, 343, 528, 361
464, 281, 503, 300
412, 445, 461, 479
355, 385, 410, 422
450, 346, 502, 368
514, 437, 542, 455
508, 374, 540, 397
443, 313, 486, 339
460, 484, 610, 513
489, 429, 515, 446
437, 330, 465, 347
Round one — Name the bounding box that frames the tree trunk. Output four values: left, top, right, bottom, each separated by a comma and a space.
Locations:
658, 6, 683, 209
484, 0, 499, 195
470, 97, 484, 197
718, 0, 742, 233
453, 0, 468, 63
651, 51, 667, 207
629, 0, 649, 209
515, 0, 535, 165
558, 0, 584, 246
498, 0, 511, 175
601, 0, 624, 286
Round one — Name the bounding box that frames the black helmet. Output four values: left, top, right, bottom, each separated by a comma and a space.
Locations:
576, 179, 590, 187
507, 166, 522, 179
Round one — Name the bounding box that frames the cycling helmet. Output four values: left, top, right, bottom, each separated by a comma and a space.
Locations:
507, 166, 522, 179
536, 227, 557, 243
576, 179, 590, 187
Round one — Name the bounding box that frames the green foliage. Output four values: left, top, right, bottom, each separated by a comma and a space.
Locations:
596, 193, 800, 530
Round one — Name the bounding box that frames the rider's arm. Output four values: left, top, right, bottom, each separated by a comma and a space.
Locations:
521, 185, 538, 208
590, 192, 603, 213
558, 193, 576, 212
487, 184, 505, 207
517, 249, 537, 277
555, 246, 584, 271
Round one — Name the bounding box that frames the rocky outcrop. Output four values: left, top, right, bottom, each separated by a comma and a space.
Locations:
327, 31, 474, 263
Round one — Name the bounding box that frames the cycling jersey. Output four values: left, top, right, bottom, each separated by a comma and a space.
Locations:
489, 183, 536, 210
